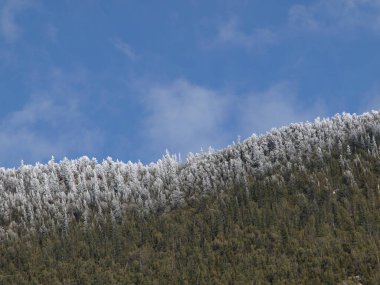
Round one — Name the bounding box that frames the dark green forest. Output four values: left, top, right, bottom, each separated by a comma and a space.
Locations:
1, 138, 379, 284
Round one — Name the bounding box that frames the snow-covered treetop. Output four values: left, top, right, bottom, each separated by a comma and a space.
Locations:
1, 110, 380, 236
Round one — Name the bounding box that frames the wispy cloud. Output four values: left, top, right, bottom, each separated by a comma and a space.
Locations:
215, 18, 277, 49
136, 78, 327, 157
112, 38, 137, 60
140, 79, 231, 155
0, 68, 103, 167
0, 0, 34, 43
45, 23, 58, 43
209, 1, 380, 50
237, 82, 327, 136
288, 0, 380, 34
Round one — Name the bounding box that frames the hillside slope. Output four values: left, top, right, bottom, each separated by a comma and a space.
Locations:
0, 111, 380, 283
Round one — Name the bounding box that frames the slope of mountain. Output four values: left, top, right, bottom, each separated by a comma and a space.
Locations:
0, 111, 380, 284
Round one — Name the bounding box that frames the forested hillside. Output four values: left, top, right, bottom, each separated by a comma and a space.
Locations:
0, 111, 380, 284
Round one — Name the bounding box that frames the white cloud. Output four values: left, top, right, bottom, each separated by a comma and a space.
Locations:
137, 78, 326, 157
237, 82, 326, 137
0, 0, 34, 42
0, 68, 103, 167
112, 38, 137, 60
210, 0, 380, 50
216, 18, 277, 49
141, 79, 231, 155
288, 0, 380, 34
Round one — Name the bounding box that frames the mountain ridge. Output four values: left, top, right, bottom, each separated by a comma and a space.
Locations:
1, 110, 380, 238
0, 110, 380, 284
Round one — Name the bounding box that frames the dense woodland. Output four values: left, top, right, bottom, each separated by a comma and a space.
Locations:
0, 111, 380, 284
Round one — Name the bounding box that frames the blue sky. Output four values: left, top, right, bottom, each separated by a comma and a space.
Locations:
1, 0, 380, 167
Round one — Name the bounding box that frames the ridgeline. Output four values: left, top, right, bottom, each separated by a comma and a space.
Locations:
1, 111, 380, 284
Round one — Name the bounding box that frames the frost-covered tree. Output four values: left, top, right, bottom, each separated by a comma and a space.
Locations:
1, 111, 380, 235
